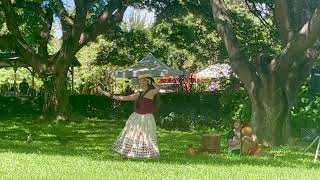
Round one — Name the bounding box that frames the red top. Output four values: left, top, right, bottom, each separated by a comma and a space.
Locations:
135, 97, 156, 114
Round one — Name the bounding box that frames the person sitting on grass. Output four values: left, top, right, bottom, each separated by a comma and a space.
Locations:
241, 125, 262, 155
227, 119, 242, 154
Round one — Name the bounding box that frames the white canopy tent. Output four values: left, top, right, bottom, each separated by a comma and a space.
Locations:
115, 53, 183, 78
196, 63, 231, 79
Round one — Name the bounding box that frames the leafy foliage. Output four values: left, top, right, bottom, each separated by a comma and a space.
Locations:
92, 0, 279, 72
15, 8, 44, 51
292, 84, 320, 130
229, 10, 280, 58
151, 11, 222, 69
95, 30, 152, 67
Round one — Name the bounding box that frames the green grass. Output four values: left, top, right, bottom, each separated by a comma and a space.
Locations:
0, 116, 320, 179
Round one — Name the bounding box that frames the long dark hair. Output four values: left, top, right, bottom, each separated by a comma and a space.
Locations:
135, 77, 160, 111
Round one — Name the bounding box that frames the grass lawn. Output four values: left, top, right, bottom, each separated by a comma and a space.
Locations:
0, 116, 319, 179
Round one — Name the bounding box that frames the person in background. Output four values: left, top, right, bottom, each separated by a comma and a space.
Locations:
6, 86, 19, 96
227, 119, 242, 154
19, 78, 29, 95
38, 86, 45, 96
27, 87, 36, 96
0, 84, 8, 96
241, 125, 262, 155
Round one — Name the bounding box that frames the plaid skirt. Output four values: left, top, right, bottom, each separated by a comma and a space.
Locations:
112, 112, 160, 159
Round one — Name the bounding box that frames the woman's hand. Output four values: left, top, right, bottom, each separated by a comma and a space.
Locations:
104, 91, 113, 97
96, 86, 103, 93
97, 86, 112, 97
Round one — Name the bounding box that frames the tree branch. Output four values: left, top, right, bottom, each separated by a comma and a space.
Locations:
278, 5, 320, 76
8, 0, 54, 58
210, 0, 256, 91
274, 0, 292, 46
297, 7, 320, 50
0, 1, 35, 55
39, 8, 54, 57
244, 0, 276, 33
0, 0, 44, 71
49, 0, 74, 39
54, 0, 89, 67
77, 1, 127, 49
288, 0, 305, 33
72, 0, 88, 46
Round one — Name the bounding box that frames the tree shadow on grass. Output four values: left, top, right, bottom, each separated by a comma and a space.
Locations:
0, 115, 123, 159
0, 115, 319, 168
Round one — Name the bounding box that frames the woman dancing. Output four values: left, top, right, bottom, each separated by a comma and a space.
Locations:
97, 73, 160, 159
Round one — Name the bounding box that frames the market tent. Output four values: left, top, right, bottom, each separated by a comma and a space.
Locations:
115, 53, 183, 78
196, 63, 231, 79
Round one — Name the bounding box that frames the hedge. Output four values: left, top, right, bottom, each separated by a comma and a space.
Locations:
0, 89, 319, 132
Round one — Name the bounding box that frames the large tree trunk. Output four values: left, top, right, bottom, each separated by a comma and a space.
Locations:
248, 54, 316, 145
250, 83, 291, 146
42, 64, 69, 120
211, 0, 320, 145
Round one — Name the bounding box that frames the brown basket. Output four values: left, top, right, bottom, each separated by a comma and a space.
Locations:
202, 134, 221, 153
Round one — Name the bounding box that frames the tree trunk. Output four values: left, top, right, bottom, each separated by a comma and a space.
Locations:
42, 65, 69, 120
250, 85, 291, 146
251, 92, 291, 145
210, 0, 320, 146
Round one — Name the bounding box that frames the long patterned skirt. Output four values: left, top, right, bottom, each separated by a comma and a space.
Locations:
112, 112, 160, 159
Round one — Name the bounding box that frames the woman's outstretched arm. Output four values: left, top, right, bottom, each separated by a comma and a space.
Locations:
97, 86, 139, 101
